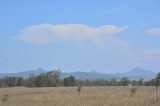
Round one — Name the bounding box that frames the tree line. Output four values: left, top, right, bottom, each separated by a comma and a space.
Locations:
0, 69, 159, 88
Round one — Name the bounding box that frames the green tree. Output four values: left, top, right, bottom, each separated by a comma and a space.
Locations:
17, 77, 23, 86
110, 78, 117, 86
120, 77, 130, 86
51, 68, 61, 87
63, 76, 76, 86
138, 78, 143, 86
131, 80, 139, 86
155, 72, 160, 102
35, 73, 46, 87
3, 77, 17, 87
24, 73, 36, 87
34, 69, 61, 87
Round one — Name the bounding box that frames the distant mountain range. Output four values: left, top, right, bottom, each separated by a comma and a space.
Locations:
0, 67, 157, 80
0, 68, 45, 78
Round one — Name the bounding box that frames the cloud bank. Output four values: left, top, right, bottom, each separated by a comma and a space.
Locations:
16, 23, 160, 72
17, 24, 128, 44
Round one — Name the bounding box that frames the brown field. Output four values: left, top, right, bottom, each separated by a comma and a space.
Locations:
0, 86, 160, 106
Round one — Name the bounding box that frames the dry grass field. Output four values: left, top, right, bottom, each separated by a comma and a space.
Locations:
0, 86, 160, 106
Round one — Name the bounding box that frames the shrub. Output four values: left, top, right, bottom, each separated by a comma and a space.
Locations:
130, 87, 137, 97
77, 85, 82, 96
2, 94, 9, 103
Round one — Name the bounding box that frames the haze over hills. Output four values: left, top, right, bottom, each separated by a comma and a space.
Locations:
114, 67, 156, 80
0, 67, 156, 80
0, 68, 46, 78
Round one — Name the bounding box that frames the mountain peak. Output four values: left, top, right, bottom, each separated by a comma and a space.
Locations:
122, 67, 156, 80
0, 67, 156, 80
129, 67, 154, 74
36, 68, 45, 72
132, 67, 143, 71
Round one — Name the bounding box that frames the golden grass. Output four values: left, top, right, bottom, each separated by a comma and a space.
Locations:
0, 86, 160, 106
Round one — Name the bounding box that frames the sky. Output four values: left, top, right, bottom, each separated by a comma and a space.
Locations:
0, 0, 160, 73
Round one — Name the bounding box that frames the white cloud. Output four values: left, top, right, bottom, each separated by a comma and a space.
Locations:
15, 23, 160, 72
146, 27, 160, 36
16, 23, 128, 44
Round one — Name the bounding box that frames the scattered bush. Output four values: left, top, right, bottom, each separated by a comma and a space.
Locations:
77, 85, 82, 96
2, 94, 9, 103
130, 87, 137, 97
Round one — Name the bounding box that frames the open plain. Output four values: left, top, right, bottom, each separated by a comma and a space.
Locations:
0, 86, 160, 106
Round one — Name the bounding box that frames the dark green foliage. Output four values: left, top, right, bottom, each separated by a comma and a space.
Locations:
156, 72, 160, 86
4, 77, 17, 87
24, 69, 61, 87
23, 74, 36, 87
51, 69, 61, 87
138, 78, 144, 86
110, 78, 118, 86
144, 79, 156, 86
155, 72, 160, 102
35, 71, 59, 87
35, 73, 47, 87
0, 76, 23, 87
131, 80, 139, 86
63, 76, 76, 86
120, 77, 130, 86
17, 77, 23, 86
0, 69, 61, 88
0, 69, 159, 88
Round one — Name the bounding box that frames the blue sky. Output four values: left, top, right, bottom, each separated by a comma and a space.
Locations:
0, 0, 160, 73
